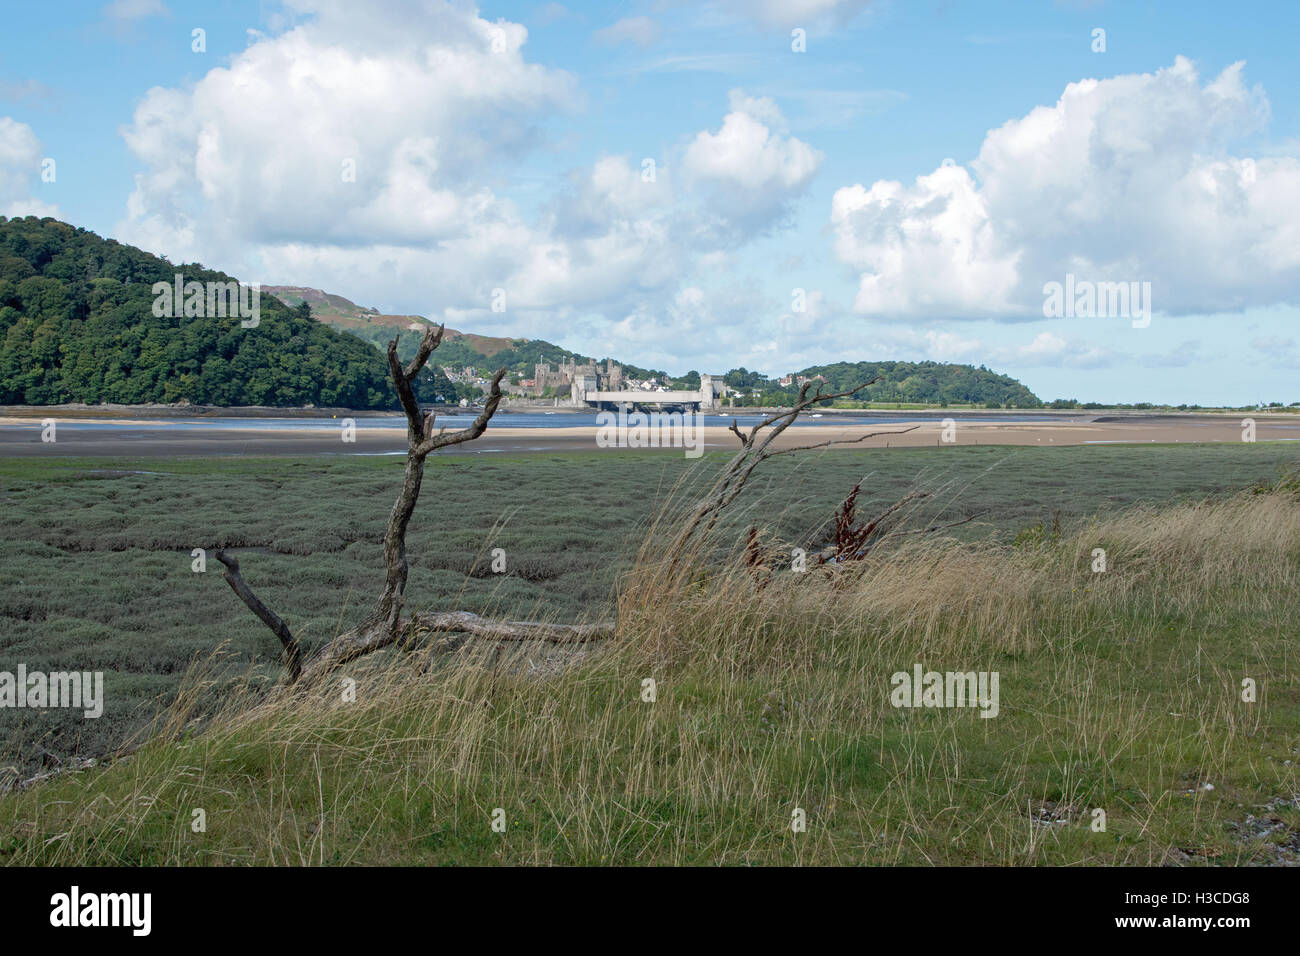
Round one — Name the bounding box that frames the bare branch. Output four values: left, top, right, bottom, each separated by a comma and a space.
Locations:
416, 367, 506, 457
213, 549, 302, 682
215, 330, 539, 691
404, 323, 445, 381
387, 338, 423, 440
806, 482, 986, 565
668, 378, 888, 563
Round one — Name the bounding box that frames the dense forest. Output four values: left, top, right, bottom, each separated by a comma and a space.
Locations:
800, 360, 1038, 407
0, 217, 417, 408
721, 360, 1040, 407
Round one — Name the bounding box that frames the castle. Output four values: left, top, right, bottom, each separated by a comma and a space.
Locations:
532, 358, 623, 397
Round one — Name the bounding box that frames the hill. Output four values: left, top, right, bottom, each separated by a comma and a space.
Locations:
263, 286, 522, 359
270, 286, 1042, 406
264, 285, 678, 386
0, 218, 448, 409
716, 360, 1040, 408
798, 360, 1040, 407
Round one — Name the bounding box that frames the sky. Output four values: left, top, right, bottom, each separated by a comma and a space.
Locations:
2, 0, 1298, 405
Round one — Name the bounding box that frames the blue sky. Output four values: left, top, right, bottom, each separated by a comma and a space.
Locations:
2, 0, 1298, 404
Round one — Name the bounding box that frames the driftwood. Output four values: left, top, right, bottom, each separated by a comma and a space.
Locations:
215, 323, 613, 691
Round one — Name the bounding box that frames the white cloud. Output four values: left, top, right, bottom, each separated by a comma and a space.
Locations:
1250, 335, 1300, 367
682, 94, 822, 232
831, 57, 1300, 319
593, 16, 661, 48
553, 155, 675, 233
600, 283, 794, 373
841, 327, 1119, 370
832, 163, 1020, 317
997, 331, 1115, 369
1140, 339, 1202, 368
117, 18, 819, 338
0, 79, 53, 102
117, 1, 578, 272
109, 1, 839, 373
0, 117, 59, 218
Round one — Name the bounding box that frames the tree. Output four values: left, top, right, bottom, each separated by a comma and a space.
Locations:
213, 326, 613, 692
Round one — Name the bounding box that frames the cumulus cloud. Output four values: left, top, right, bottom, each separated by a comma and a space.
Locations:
924, 328, 1121, 369
593, 16, 661, 48
832, 162, 1020, 317
550, 155, 676, 247
831, 57, 1300, 320
116, 10, 818, 338
600, 283, 797, 373
682, 92, 822, 233
725, 89, 786, 128
117, 1, 580, 301
0, 117, 59, 218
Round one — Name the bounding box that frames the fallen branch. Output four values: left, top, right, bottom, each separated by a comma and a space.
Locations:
213, 549, 302, 682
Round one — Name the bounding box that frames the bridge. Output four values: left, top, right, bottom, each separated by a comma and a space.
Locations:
581, 388, 718, 411
573, 374, 722, 411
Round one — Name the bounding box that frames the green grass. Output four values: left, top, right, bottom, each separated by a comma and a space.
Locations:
0, 442, 1297, 802
1, 464, 1297, 865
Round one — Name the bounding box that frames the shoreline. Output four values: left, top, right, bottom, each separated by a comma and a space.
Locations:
2, 416, 1298, 458
4, 403, 1297, 423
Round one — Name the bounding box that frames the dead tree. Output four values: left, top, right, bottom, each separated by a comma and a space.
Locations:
214, 324, 613, 691
806, 484, 984, 566
667, 377, 919, 568
663, 381, 992, 581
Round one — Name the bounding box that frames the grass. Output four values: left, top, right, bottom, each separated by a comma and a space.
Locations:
1, 461, 1298, 865
2, 442, 1298, 776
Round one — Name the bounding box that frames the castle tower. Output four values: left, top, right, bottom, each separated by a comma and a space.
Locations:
699, 373, 720, 410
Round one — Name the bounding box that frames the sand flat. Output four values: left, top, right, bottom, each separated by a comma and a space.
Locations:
0, 413, 1296, 457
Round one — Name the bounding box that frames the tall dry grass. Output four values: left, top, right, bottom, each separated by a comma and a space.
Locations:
3, 476, 1299, 865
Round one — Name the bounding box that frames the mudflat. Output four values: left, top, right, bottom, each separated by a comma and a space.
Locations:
0, 413, 1297, 456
